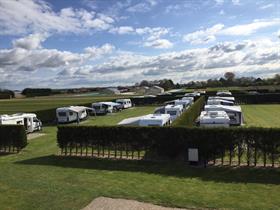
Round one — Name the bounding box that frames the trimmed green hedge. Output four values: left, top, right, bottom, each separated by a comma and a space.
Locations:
57, 126, 280, 167
0, 125, 27, 153
171, 96, 205, 127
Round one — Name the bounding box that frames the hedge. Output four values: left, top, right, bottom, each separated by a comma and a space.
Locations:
171, 96, 205, 127
0, 125, 27, 153
234, 93, 280, 104
57, 126, 280, 167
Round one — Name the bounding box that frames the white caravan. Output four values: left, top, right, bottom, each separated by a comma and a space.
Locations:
0, 113, 42, 133
92, 102, 114, 114
216, 91, 232, 96
199, 111, 230, 127
165, 104, 183, 121
56, 106, 88, 123
174, 99, 192, 109
207, 99, 234, 106
182, 97, 194, 104
208, 96, 235, 103
184, 92, 200, 97
204, 105, 243, 126
116, 99, 132, 109
118, 114, 171, 127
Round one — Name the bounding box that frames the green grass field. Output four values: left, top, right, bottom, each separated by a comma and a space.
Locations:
1, 97, 280, 209
242, 104, 280, 127
0, 95, 129, 114
82, 106, 156, 126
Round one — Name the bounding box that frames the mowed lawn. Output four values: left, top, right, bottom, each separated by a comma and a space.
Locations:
0, 95, 128, 114
0, 127, 280, 210
241, 104, 280, 127
82, 106, 156, 126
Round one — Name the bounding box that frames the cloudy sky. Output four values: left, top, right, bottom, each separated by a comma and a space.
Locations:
0, 0, 279, 89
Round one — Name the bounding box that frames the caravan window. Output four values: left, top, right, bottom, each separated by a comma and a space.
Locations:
167, 111, 177, 116
69, 112, 74, 116
58, 112, 67, 117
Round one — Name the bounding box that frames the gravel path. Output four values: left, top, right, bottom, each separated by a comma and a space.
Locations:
27, 133, 45, 140
82, 197, 189, 210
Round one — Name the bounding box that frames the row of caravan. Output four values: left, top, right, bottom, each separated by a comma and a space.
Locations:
56, 99, 132, 123
118, 97, 194, 127
0, 113, 42, 133
198, 92, 244, 127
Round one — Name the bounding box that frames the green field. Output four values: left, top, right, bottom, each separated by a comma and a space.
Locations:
242, 104, 280, 127
0, 95, 129, 114
82, 106, 156, 126
0, 97, 280, 210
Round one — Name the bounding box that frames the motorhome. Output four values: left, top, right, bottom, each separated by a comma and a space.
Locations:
118, 114, 171, 127
0, 113, 42, 133
184, 92, 200, 97
174, 99, 192, 109
207, 99, 234, 106
208, 96, 235, 103
216, 91, 232, 96
199, 111, 230, 127
116, 99, 132, 109
92, 102, 114, 114
56, 106, 89, 123
181, 97, 194, 104
204, 105, 243, 126
165, 104, 183, 121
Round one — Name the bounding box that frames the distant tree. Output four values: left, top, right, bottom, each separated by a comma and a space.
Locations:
139, 80, 150, 87
224, 72, 236, 81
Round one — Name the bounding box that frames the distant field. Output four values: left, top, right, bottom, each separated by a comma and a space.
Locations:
0, 95, 131, 114
82, 106, 156, 126
185, 85, 280, 92
242, 104, 280, 127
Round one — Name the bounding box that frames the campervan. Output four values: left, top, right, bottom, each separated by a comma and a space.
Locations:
207, 99, 234, 106
184, 92, 200, 97
116, 99, 132, 109
56, 106, 88, 123
174, 99, 192, 109
216, 91, 232, 96
208, 96, 235, 103
92, 102, 114, 114
199, 111, 230, 127
118, 114, 171, 127
165, 104, 183, 121
204, 105, 243, 126
0, 113, 42, 133
138, 114, 171, 126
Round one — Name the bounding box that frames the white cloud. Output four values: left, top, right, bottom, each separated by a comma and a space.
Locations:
126, 0, 157, 13
215, 0, 224, 5
12, 33, 48, 50
221, 19, 280, 36
259, 4, 274, 10
232, 0, 240, 5
144, 39, 173, 49
84, 44, 115, 59
109, 26, 134, 34
183, 24, 224, 44
183, 19, 280, 44
0, 0, 115, 35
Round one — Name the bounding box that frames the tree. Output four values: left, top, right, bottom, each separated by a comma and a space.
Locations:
224, 72, 235, 81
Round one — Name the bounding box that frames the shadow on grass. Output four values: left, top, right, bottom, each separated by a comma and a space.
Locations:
16, 155, 280, 185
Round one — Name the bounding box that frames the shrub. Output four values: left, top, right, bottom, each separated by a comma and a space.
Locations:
57, 126, 280, 166
0, 125, 27, 153
171, 96, 205, 127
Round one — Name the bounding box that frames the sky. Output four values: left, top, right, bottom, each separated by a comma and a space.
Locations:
0, 0, 279, 90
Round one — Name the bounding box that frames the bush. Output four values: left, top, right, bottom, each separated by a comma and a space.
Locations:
0, 125, 27, 153
234, 93, 280, 104
57, 126, 280, 166
171, 96, 205, 127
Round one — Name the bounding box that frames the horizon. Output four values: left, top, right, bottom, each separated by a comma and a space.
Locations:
0, 0, 279, 89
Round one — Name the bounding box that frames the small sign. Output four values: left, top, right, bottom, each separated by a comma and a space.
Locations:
188, 148, 199, 162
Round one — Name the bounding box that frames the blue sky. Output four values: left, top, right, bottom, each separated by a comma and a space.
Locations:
0, 0, 279, 89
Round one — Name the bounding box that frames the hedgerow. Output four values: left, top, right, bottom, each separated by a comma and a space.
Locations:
0, 125, 27, 153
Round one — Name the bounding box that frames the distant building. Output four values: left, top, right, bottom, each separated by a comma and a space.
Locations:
105, 88, 121, 95
132, 85, 164, 95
